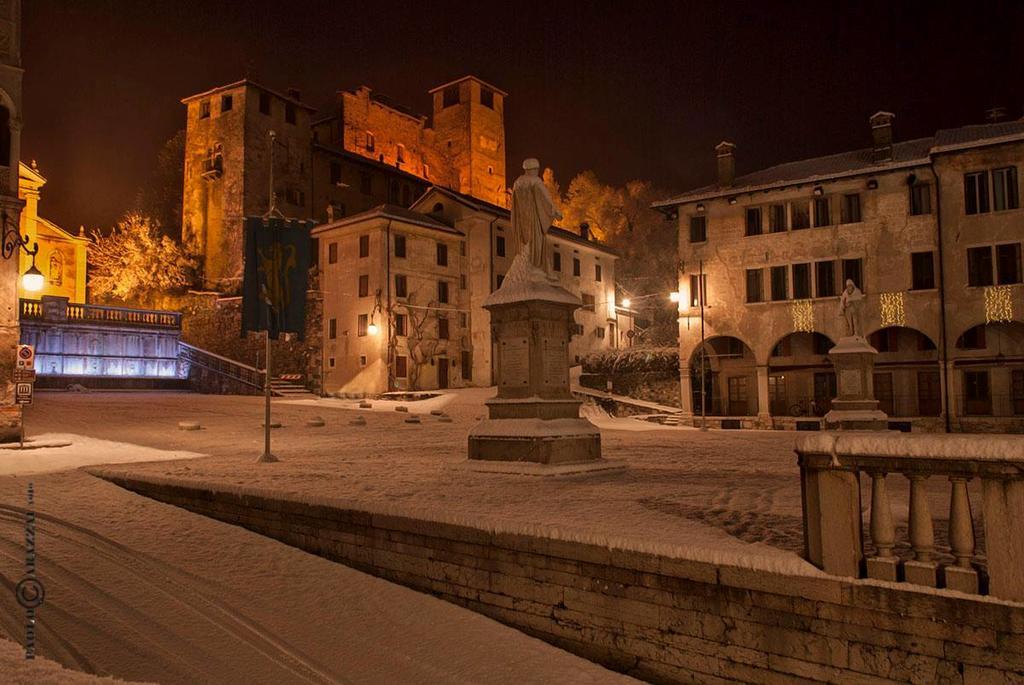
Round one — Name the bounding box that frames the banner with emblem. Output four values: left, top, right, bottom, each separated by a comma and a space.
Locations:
241, 216, 313, 339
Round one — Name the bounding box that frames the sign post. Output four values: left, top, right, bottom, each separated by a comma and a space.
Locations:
15, 345, 35, 449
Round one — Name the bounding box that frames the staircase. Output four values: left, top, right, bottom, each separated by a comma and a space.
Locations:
270, 375, 317, 399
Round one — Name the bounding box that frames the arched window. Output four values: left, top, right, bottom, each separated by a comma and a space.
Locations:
0, 106, 10, 167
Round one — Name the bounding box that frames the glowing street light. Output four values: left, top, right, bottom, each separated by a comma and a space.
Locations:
367, 320, 380, 336
669, 291, 680, 303
21, 261, 44, 293
621, 297, 632, 309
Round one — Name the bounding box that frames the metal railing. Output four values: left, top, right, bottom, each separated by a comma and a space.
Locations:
797, 432, 1024, 602
178, 342, 265, 390
19, 298, 182, 330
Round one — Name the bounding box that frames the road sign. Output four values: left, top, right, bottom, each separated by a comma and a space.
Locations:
14, 382, 33, 406
16, 345, 34, 370
13, 369, 36, 383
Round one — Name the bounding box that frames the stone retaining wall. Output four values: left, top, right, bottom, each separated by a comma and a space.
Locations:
95, 472, 1024, 685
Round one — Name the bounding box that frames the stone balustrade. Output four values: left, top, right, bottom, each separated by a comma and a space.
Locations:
20, 297, 182, 330
797, 432, 1024, 601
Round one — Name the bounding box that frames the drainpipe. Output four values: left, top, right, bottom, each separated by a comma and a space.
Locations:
929, 159, 952, 433
488, 217, 499, 384
385, 219, 393, 392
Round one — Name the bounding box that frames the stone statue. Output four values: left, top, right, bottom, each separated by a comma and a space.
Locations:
511, 158, 562, 276
839, 279, 865, 337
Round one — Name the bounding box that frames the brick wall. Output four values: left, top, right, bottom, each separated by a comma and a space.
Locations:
93, 472, 1024, 684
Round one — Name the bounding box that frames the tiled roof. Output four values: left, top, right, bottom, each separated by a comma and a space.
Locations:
654, 119, 1024, 208
312, 204, 463, 236
313, 143, 430, 186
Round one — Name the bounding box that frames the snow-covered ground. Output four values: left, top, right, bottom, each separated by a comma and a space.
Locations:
0, 468, 635, 685
0, 434, 204, 476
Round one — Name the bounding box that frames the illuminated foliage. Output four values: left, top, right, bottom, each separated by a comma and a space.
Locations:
985, 286, 1013, 323
792, 299, 814, 332
879, 292, 906, 328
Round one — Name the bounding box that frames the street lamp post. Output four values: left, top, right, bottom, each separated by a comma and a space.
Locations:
2, 210, 43, 293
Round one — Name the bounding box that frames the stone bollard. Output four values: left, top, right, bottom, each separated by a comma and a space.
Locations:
306, 417, 326, 427
359, 400, 372, 409
404, 415, 421, 424
430, 409, 444, 416
395, 406, 409, 413
178, 421, 202, 431
349, 416, 367, 426
262, 422, 283, 429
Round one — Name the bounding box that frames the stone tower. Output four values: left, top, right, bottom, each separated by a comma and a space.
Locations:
0, 0, 23, 440
429, 77, 507, 208
181, 81, 314, 290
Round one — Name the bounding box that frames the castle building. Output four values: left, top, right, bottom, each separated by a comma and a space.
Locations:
313, 186, 627, 394
18, 162, 88, 302
654, 113, 1024, 433
181, 76, 507, 289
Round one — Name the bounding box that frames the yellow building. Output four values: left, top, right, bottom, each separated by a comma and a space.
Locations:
18, 161, 88, 302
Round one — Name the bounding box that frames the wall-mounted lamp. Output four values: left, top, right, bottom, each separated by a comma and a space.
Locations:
696, 203, 705, 213
728, 197, 738, 205
2, 209, 41, 292
867, 179, 879, 190
813, 186, 824, 196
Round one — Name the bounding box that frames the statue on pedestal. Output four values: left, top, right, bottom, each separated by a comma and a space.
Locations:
510, 158, 562, 280
839, 279, 865, 338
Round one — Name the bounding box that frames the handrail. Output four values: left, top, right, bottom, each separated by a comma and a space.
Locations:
178, 342, 266, 390
797, 432, 1024, 602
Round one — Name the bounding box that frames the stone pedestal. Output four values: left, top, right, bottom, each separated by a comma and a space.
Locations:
467, 263, 622, 475
824, 336, 888, 431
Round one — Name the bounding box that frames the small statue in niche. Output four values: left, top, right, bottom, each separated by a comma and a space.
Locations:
49, 250, 63, 286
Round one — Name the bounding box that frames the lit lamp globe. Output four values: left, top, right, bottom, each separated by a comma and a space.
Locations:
367, 321, 380, 336
669, 291, 680, 303
22, 264, 44, 293
621, 298, 632, 309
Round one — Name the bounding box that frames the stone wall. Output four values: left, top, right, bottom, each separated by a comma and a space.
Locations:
579, 372, 681, 409
94, 472, 1024, 685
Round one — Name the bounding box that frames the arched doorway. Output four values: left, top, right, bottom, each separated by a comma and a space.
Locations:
767, 332, 835, 417
689, 336, 757, 416
866, 327, 940, 417
954, 321, 1024, 418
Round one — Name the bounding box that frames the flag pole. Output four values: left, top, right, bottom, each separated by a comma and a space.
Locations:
257, 130, 280, 463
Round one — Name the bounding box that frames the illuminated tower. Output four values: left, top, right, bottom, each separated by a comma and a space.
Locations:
429, 77, 507, 207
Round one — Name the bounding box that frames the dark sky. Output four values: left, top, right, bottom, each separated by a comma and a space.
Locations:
22, 0, 1024, 231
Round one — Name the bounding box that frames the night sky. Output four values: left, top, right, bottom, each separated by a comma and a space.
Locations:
22, 0, 1024, 231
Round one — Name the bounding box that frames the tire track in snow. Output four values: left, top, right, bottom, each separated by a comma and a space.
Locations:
0, 505, 350, 685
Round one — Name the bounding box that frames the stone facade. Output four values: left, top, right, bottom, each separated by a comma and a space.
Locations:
314, 187, 624, 395
96, 472, 1024, 685
656, 115, 1024, 432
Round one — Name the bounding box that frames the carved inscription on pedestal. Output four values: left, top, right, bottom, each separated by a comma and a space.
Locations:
840, 369, 862, 397
500, 337, 529, 386
542, 338, 567, 386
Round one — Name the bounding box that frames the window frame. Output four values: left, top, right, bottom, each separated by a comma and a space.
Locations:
689, 215, 707, 243
745, 268, 764, 303
910, 251, 935, 290
745, 207, 762, 236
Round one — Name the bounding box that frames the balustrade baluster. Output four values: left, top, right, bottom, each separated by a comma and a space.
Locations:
905, 474, 939, 587
944, 477, 979, 593
866, 471, 899, 581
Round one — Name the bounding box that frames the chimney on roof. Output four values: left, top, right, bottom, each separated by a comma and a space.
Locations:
715, 141, 736, 187
870, 111, 895, 162
287, 87, 302, 101
579, 222, 590, 241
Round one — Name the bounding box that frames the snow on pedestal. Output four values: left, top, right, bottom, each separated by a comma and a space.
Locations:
824, 335, 888, 431
466, 255, 624, 475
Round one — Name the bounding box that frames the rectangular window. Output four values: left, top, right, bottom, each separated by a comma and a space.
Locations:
199, 100, 210, 118
394, 234, 406, 258
917, 371, 941, 417
442, 85, 460, 108
841, 258, 863, 292
357, 314, 368, 337
438, 317, 449, 340
459, 312, 468, 327
395, 274, 408, 298
790, 202, 810, 230
437, 242, 448, 266
967, 246, 994, 286
221, 94, 233, 113
459, 241, 466, 257
285, 103, 296, 125
328, 357, 336, 369
769, 204, 786, 233
553, 252, 561, 272
460, 274, 467, 290
910, 183, 932, 215
689, 216, 707, 243
358, 274, 369, 297
792, 263, 811, 299
330, 161, 341, 185
770, 266, 788, 301
573, 257, 581, 277
328, 318, 337, 340
462, 351, 473, 381
396, 144, 405, 164
595, 264, 602, 282
769, 375, 787, 415
366, 131, 375, 152
259, 92, 271, 115
815, 261, 836, 297
480, 87, 494, 109
495, 235, 506, 257
813, 197, 831, 227
745, 269, 764, 303
964, 370, 992, 415
328, 242, 338, 264
993, 167, 1019, 211
359, 234, 370, 258
727, 377, 748, 415
1013, 369, 1024, 415
438, 280, 449, 304
395, 314, 407, 337
841, 194, 861, 223
911, 251, 935, 290
582, 293, 595, 311
395, 355, 408, 378
360, 172, 372, 195
996, 243, 1023, 284
689, 274, 707, 307
873, 372, 895, 416
965, 171, 990, 215
745, 207, 762, 236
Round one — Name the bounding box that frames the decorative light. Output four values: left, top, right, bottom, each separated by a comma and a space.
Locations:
867, 179, 879, 190
367, 320, 380, 336
792, 299, 814, 333
669, 291, 680, 303
879, 292, 906, 328
621, 298, 632, 309
728, 197, 737, 205
985, 286, 1013, 323
696, 203, 705, 213
21, 262, 44, 293
813, 186, 824, 196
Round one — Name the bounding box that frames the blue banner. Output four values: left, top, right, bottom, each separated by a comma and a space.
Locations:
241, 216, 313, 339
